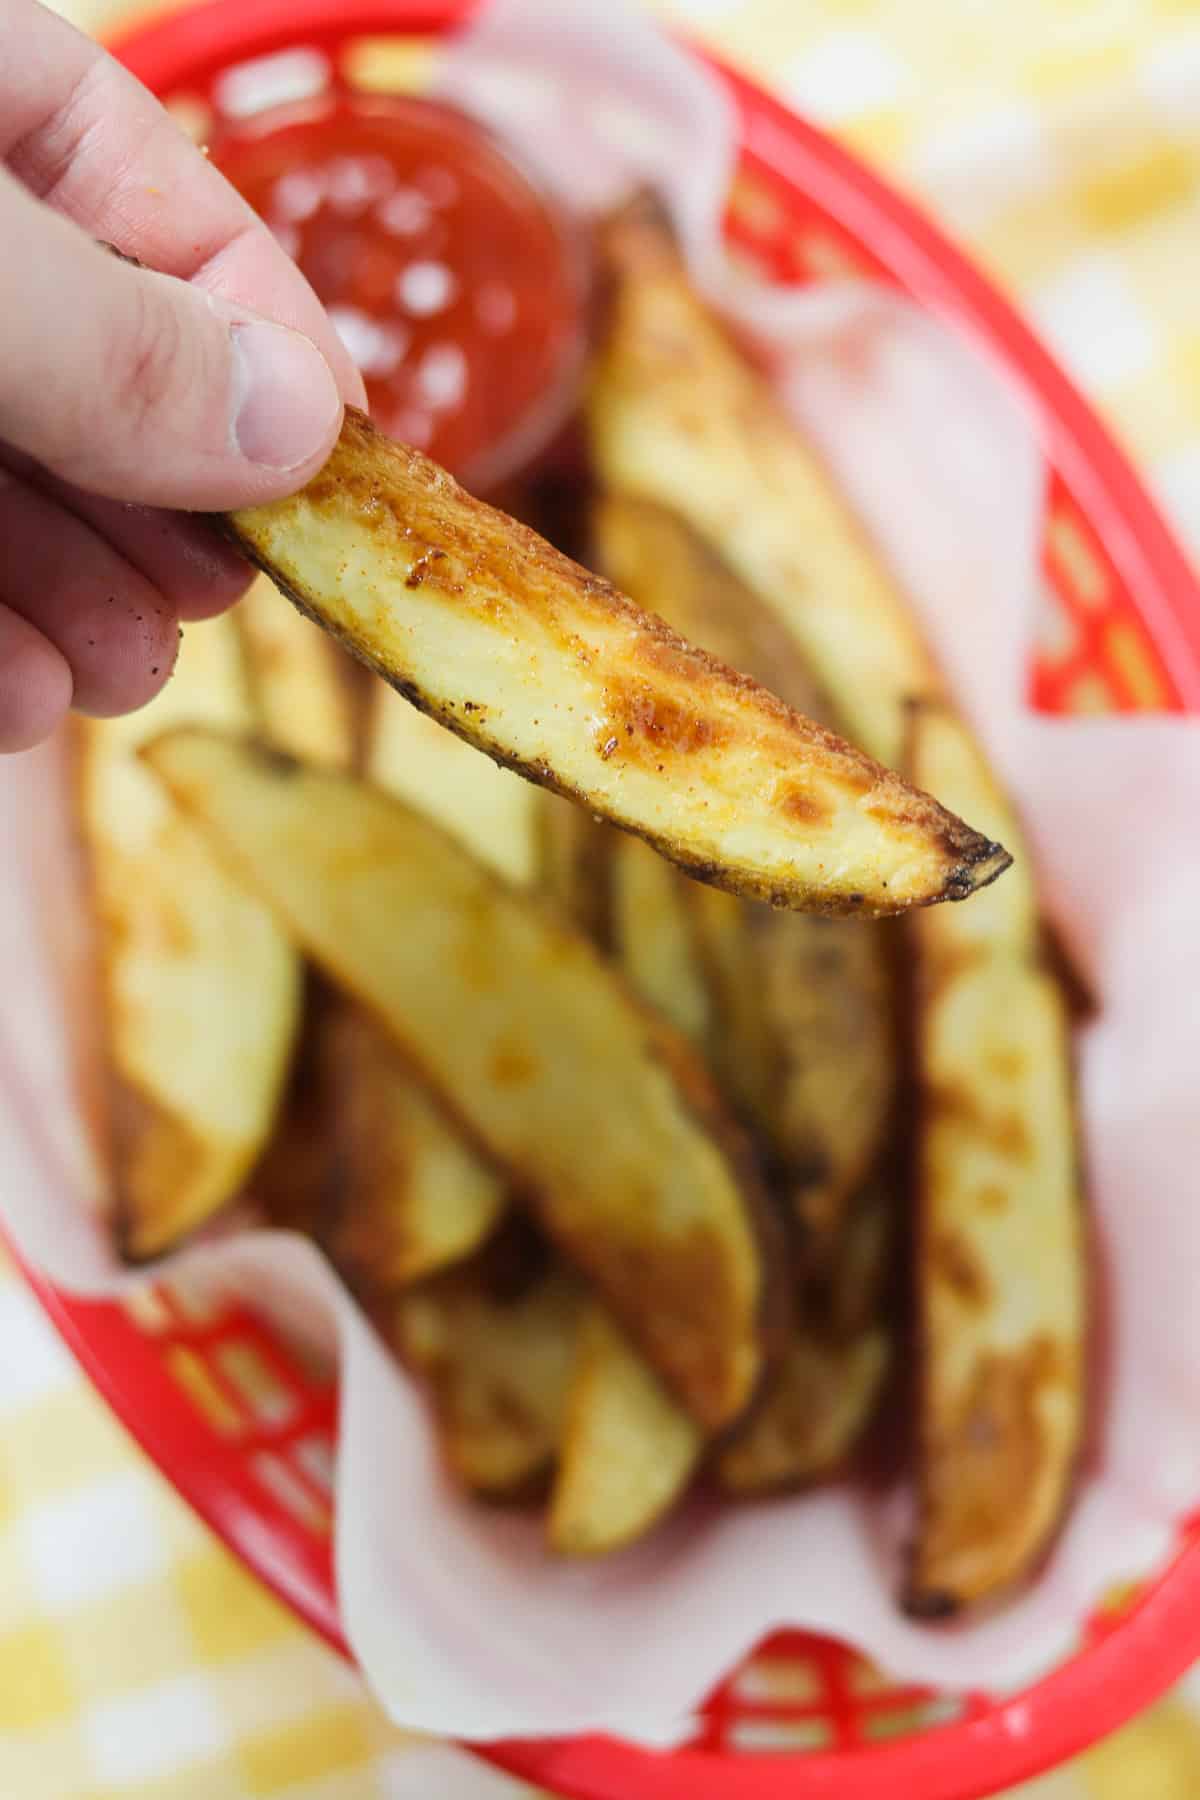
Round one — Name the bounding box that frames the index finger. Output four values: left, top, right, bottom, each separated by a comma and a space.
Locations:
5, 0, 365, 407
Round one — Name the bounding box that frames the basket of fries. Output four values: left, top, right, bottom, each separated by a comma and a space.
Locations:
4, 2, 1200, 1796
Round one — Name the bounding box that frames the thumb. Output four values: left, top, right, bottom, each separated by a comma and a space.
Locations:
0, 170, 344, 511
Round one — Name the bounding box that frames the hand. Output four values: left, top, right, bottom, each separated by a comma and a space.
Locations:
0, 0, 367, 751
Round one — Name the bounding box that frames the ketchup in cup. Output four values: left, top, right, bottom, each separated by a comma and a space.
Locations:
213, 94, 585, 490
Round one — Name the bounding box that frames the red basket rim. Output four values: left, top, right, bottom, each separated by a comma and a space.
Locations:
31, 3, 1200, 1795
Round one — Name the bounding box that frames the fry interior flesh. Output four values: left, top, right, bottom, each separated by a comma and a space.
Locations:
905, 703, 1084, 1616
222, 408, 1007, 917
145, 730, 785, 1432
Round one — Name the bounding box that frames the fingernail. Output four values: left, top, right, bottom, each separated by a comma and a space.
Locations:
231, 322, 341, 470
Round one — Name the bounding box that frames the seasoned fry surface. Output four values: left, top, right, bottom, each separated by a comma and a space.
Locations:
224, 408, 1007, 917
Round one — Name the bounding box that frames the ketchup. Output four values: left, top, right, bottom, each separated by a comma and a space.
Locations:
213, 95, 584, 488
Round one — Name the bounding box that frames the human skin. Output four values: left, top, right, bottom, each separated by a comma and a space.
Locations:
0, 0, 367, 750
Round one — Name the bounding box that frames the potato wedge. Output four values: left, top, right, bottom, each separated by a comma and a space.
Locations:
248, 973, 339, 1241
715, 1170, 895, 1493
689, 886, 897, 1251
77, 620, 300, 1261
593, 491, 833, 726
367, 680, 537, 885
308, 666, 524, 1290
236, 572, 361, 769
595, 495, 898, 1248
238, 591, 512, 1289
318, 1000, 507, 1293
390, 1237, 582, 1498
222, 408, 1006, 916
362, 670, 531, 1287
550, 1305, 703, 1554
716, 1330, 889, 1495
826, 1164, 897, 1345
145, 730, 785, 1430
536, 791, 614, 945
610, 833, 711, 1042
588, 197, 936, 770
906, 703, 1084, 1615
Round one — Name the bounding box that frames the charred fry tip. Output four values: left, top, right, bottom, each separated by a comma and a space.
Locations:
945, 840, 1013, 901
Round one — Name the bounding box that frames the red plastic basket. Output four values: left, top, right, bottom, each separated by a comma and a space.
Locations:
16, 3, 1200, 1796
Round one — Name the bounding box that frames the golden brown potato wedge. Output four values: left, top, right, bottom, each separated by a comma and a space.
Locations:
715, 1170, 895, 1493
825, 1164, 898, 1345
390, 1238, 583, 1498
689, 887, 897, 1253
222, 408, 1006, 917
145, 730, 785, 1431
716, 1330, 889, 1495
238, 596, 512, 1291
593, 491, 833, 726
78, 620, 300, 1260
236, 572, 361, 769
533, 760, 707, 1550
905, 703, 1084, 1616
255, 984, 507, 1292
536, 791, 614, 945
364, 672, 533, 1287
594, 496, 898, 1249
318, 1000, 507, 1293
549, 1305, 703, 1554
610, 833, 711, 1043
588, 197, 937, 770
367, 679, 537, 885
314, 666, 524, 1291
248, 973, 340, 1241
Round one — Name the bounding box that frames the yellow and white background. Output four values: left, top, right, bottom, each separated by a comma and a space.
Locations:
6, 0, 1200, 1793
